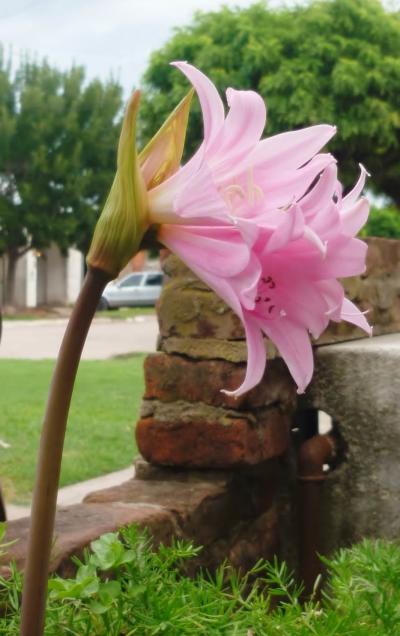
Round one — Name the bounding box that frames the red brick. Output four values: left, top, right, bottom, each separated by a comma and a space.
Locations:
144, 353, 296, 410
136, 407, 290, 468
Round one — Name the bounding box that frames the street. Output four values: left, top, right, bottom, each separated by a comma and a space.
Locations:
0, 315, 159, 359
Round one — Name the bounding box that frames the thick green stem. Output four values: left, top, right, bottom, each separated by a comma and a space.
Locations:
20, 267, 111, 636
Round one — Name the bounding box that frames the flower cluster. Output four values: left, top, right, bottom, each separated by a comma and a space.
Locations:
88, 62, 371, 396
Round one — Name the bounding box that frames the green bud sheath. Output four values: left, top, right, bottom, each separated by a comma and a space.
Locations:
87, 91, 148, 277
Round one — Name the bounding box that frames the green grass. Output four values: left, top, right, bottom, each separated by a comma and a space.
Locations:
0, 357, 145, 503
95, 306, 156, 320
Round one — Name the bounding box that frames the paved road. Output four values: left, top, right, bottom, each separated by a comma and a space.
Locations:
0, 315, 159, 359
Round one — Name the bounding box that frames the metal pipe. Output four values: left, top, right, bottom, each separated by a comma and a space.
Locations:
297, 433, 336, 596
0, 490, 5, 522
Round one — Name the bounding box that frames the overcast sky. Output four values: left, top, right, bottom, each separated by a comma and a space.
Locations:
0, 0, 294, 95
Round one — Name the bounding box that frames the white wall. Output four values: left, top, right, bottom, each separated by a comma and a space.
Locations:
66, 248, 84, 304
45, 244, 67, 305
25, 251, 37, 307
14, 253, 37, 307
0, 245, 84, 308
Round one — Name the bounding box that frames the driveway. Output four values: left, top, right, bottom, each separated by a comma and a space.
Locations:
0, 315, 159, 359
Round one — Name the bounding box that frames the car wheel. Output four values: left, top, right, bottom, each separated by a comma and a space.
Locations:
97, 297, 109, 311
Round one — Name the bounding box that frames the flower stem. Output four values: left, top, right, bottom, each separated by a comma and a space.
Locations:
20, 266, 111, 636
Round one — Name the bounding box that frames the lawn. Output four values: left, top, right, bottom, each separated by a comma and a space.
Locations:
0, 357, 145, 503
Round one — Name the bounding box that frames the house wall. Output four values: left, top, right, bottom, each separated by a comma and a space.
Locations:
13, 253, 37, 308
0, 245, 84, 308
66, 248, 84, 304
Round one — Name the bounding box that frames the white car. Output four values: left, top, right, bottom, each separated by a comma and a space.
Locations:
98, 271, 163, 309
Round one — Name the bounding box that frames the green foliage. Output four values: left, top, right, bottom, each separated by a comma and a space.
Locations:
1, 526, 400, 634
362, 206, 400, 238
140, 0, 400, 203
0, 49, 123, 262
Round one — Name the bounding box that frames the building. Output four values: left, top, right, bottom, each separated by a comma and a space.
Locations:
0, 245, 84, 309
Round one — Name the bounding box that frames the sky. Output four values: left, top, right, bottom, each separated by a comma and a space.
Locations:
0, 0, 291, 95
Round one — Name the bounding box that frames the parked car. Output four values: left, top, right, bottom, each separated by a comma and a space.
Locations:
98, 271, 163, 309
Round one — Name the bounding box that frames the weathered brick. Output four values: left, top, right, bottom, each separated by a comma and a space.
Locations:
144, 352, 296, 410
136, 401, 290, 468
158, 280, 244, 340
1, 503, 177, 576
159, 334, 250, 362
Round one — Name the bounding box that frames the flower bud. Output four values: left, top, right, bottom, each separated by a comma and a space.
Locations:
87, 90, 148, 277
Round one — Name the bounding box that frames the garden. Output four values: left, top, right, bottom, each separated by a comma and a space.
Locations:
1, 0, 400, 635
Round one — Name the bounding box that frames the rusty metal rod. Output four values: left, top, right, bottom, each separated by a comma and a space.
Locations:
297, 433, 336, 595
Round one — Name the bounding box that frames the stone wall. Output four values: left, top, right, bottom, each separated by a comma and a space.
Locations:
2, 237, 399, 578
134, 236, 400, 568
2, 458, 281, 577
136, 237, 400, 469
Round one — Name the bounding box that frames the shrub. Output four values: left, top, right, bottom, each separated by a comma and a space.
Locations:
362, 207, 400, 239
1, 524, 400, 634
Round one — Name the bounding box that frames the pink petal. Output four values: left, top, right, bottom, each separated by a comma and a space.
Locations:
209, 88, 266, 178
148, 146, 205, 222
301, 163, 338, 218
305, 201, 341, 242
230, 252, 262, 311
315, 279, 344, 321
262, 317, 314, 394
222, 318, 266, 397
234, 217, 261, 247
303, 226, 328, 257
171, 61, 224, 147
264, 272, 330, 338
342, 164, 369, 210
322, 237, 368, 278
174, 163, 228, 222
339, 297, 372, 335
158, 224, 250, 278
265, 204, 305, 254
250, 124, 336, 173
340, 197, 369, 237
258, 153, 335, 209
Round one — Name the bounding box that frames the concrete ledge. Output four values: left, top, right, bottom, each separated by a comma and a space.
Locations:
1, 461, 280, 576
2, 502, 177, 577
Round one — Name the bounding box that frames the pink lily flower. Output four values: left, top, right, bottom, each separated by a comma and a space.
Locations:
90, 60, 371, 397
149, 62, 336, 229
153, 63, 371, 396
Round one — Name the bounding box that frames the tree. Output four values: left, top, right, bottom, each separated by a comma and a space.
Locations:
0, 52, 123, 304
139, 0, 400, 204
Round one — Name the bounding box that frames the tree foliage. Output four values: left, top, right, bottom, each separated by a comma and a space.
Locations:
0, 51, 123, 301
140, 0, 400, 204
362, 206, 400, 238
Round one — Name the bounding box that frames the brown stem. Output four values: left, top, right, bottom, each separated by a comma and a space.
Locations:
20, 267, 111, 636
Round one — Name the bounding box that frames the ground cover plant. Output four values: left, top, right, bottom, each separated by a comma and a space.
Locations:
0, 358, 144, 502
1, 525, 400, 635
